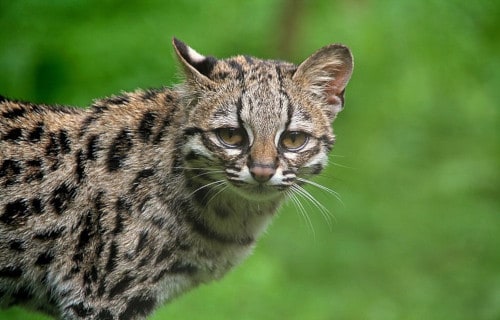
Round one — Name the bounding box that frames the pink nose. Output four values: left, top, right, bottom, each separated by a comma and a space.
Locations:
249, 164, 276, 183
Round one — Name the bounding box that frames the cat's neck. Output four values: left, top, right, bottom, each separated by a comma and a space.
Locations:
183, 181, 283, 246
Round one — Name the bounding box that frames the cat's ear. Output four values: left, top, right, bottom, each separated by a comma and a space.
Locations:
293, 44, 353, 119
172, 38, 217, 85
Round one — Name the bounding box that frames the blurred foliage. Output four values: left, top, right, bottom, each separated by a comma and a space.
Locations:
1, 0, 499, 319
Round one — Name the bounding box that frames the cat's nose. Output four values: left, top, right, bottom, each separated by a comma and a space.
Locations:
249, 163, 276, 183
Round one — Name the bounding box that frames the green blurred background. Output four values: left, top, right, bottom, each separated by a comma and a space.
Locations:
1, 0, 499, 319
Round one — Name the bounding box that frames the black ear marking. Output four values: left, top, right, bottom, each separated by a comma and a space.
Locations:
172, 37, 217, 79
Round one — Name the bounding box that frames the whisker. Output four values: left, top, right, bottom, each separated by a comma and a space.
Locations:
190, 171, 226, 180
285, 190, 316, 236
173, 166, 223, 171
188, 180, 227, 197
291, 185, 334, 230
206, 184, 229, 205
296, 177, 344, 206
327, 161, 353, 169
174, 166, 226, 180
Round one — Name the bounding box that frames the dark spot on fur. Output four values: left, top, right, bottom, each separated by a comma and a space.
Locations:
75, 149, 85, 182
73, 210, 93, 263
96, 309, 113, 320
137, 111, 157, 142
79, 115, 97, 137
45, 132, 60, 156
135, 231, 149, 253
35, 251, 55, 266
28, 123, 44, 142
51, 183, 76, 214
1, 199, 30, 225
3, 128, 22, 141
0, 159, 22, 186
108, 274, 134, 299
107, 129, 133, 171
183, 127, 203, 137
319, 134, 335, 151
97, 281, 106, 298
59, 129, 71, 154
0, 266, 23, 278
83, 266, 98, 295
45, 133, 60, 170
34, 226, 67, 241
105, 241, 119, 272
11, 286, 33, 303
154, 245, 172, 265
24, 158, 44, 182
141, 89, 159, 101
213, 71, 230, 80
130, 168, 155, 192
152, 114, 173, 144
68, 302, 93, 317
164, 93, 174, 104
118, 294, 156, 320
9, 239, 26, 251
152, 268, 168, 282
113, 212, 124, 235
2, 106, 26, 119
86, 134, 100, 161
30, 198, 43, 214
104, 95, 129, 105
228, 60, 244, 80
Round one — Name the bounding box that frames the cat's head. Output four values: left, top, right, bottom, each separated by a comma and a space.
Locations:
173, 38, 353, 202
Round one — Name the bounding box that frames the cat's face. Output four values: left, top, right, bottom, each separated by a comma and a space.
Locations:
174, 39, 353, 201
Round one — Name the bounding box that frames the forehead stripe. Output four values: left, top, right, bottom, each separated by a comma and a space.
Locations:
235, 95, 245, 128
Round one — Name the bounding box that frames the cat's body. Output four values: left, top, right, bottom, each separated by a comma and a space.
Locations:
0, 39, 353, 319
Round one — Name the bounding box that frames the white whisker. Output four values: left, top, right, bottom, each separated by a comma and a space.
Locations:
285, 189, 315, 236
188, 180, 226, 197
296, 177, 343, 206
206, 184, 229, 205
291, 184, 334, 230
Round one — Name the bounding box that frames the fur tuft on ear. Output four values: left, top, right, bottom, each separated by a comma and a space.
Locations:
293, 44, 353, 119
172, 38, 218, 83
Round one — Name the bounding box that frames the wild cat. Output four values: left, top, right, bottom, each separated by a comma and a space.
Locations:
0, 38, 353, 319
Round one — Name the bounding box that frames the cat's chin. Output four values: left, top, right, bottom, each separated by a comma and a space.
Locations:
229, 183, 285, 202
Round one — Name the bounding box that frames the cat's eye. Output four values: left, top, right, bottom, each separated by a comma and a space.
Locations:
280, 131, 309, 151
215, 127, 246, 148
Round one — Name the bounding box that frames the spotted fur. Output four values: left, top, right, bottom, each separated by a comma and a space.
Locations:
0, 38, 353, 319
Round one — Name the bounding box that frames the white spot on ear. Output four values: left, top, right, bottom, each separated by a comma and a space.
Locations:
187, 47, 206, 63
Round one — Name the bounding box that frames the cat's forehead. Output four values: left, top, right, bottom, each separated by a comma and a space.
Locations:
209, 55, 297, 82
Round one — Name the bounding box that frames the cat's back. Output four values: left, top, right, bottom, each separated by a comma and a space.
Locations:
0, 95, 86, 158
0, 89, 179, 186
